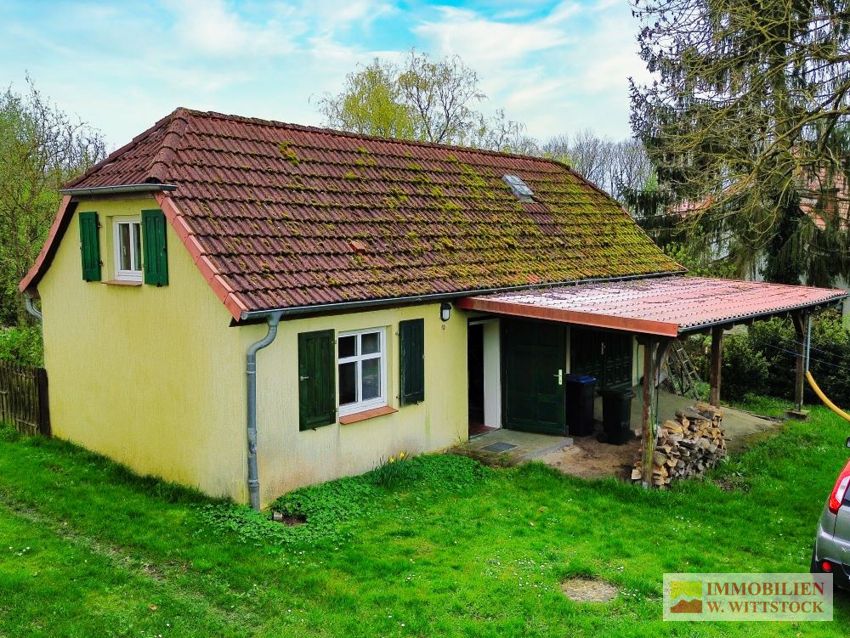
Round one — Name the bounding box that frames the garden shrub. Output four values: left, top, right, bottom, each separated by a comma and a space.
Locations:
0, 325, 43, 367
720, 334, 769, 401
697, 310, 850, 406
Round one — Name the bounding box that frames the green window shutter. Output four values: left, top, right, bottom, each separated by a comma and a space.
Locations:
298, 330, 336, 430
141, 209, 169, 286
78, 211, 101, 282
399, 319, 425, 405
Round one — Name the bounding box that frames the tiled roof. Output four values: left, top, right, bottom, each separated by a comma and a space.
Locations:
459, 277, 848, 337
34, 108, 683, 318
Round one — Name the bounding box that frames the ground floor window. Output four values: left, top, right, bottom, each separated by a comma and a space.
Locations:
338, 328, 386, 415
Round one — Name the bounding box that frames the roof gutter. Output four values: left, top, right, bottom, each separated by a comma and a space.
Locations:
676, 294, 848, 335
60, 183, 178, 197
237, 270, 687, 323
245, 312, 283, 511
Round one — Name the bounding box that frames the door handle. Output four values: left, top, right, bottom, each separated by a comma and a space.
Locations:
554, 369, 563, 386
299, 375, 310, 381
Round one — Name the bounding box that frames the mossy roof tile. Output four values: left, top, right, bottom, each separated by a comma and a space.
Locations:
57, 108, 683, 316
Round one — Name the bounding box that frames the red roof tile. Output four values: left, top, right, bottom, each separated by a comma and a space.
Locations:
23, 108, 683, 319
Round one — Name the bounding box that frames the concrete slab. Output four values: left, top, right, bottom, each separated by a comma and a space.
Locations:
460, 389, 779, 479
463, 428, 573, 462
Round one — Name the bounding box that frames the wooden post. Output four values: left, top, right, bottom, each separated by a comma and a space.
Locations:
640, 338, 656, 488
709, 326, 723, 407
36, 367, 50, 436
640, 338, 672, 487
790, 312, 811, 418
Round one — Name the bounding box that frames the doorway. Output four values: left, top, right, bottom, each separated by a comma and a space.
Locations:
468, 323, 486, 434
570, 327, 633, 390
501, 319, 567, 435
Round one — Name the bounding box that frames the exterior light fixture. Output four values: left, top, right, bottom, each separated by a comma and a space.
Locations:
440, 302, 452, 322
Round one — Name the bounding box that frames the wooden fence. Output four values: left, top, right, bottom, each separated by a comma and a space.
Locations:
0, 361, 50, 436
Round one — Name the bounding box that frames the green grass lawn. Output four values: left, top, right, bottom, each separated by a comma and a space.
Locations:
1, 405, 849, 637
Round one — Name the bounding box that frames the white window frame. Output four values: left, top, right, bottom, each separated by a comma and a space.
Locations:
113, 216, 143, 282
337, 327, 387, 416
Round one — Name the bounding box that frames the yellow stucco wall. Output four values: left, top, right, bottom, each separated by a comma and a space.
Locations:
39, 197, 249, 501
38, 196, 469, 506
250, 305, 468, 505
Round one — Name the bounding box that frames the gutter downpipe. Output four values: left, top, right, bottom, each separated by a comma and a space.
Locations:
24, 295, 43, 322
246, 311, 283, 511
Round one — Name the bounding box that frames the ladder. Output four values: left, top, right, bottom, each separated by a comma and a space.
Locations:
666, 340, 702, 398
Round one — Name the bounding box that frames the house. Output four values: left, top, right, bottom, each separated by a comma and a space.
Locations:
19, 109, 847, 507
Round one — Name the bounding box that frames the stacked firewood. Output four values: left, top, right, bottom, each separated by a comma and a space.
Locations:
631, 402, 727, 487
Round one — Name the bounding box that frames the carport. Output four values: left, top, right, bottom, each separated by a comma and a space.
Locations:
458, 276, 847, 487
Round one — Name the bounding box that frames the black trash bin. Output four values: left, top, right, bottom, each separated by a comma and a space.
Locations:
600, 386, 634, 445
565, 374, 596, 436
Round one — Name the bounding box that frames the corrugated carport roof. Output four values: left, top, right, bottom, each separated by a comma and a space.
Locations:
457, 276, 848, 337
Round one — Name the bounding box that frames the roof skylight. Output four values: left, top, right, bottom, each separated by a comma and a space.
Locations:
502, 174, 534, 201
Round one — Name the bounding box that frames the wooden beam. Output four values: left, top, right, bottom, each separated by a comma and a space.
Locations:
709, 326, 723, 407
791, 312, 811, 414
640, 338, 672, 487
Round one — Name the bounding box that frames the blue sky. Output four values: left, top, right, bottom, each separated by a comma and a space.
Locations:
0, 0, 648, 150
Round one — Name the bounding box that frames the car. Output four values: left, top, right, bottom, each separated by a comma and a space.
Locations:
811, 438, 850, 589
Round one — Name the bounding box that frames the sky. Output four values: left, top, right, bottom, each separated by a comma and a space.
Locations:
0, 0, 650, 151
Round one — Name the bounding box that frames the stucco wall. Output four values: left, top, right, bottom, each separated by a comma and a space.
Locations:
250, 304, 468, 505
38, 196, 469, 506
38, 197, 248, 501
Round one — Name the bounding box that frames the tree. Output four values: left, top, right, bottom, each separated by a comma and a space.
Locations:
541, 131, 654, 202
315, 59, 416, 140
0, 78, 105, 325
318, 50, 529, 151
630, 0, 850, 285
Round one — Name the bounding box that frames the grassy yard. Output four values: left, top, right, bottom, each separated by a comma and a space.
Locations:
1, 406, 849, 637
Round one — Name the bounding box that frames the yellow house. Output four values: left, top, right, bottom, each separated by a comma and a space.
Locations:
18, 108, 710, 507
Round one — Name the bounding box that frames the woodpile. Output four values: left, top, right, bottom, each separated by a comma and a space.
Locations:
631, 402, 727, 487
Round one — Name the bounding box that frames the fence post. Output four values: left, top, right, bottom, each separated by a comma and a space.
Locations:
36, 367, 50, 436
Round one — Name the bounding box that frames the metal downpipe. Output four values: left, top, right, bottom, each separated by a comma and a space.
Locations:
246, 312, 282, 511
24, 295, 42, 321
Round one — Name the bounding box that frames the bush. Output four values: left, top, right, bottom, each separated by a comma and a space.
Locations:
747, 318, 796, 399
0, 325, 43, 367
720, 334, 769, 401
710, 310, 850, 406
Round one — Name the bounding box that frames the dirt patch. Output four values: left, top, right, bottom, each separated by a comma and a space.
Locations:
449, 446, 519, 468
271, 512, 307, 526
540, 435, 640, 480
561, 577, 619, 602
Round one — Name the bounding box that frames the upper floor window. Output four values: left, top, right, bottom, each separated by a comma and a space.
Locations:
114, 216, 142, 282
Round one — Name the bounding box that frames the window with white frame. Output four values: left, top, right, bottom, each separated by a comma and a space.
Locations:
113, 216, 143, 281
338, 328, 386, 416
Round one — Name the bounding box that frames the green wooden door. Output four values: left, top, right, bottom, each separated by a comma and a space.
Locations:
502, 319, 566, 435
570, 328, 633, 390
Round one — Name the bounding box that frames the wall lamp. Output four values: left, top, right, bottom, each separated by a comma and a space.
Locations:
440, 302, 452, 322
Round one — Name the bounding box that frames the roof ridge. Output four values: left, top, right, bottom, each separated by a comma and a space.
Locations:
63, 108, 186, 189
146, 108, 191, 183
176, 107, 572, 168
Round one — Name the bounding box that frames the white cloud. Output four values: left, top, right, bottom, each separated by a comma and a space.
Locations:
162, 0, 299, 57
415, 5, 574, 65
413, 0, 645, 140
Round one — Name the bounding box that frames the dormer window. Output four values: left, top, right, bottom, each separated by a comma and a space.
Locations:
114, 216, 143, 282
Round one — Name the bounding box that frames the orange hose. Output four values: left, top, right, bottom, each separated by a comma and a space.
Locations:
806, 370, 850, 423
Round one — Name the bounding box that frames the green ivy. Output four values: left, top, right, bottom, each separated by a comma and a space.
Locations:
196, 454, 490, 548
